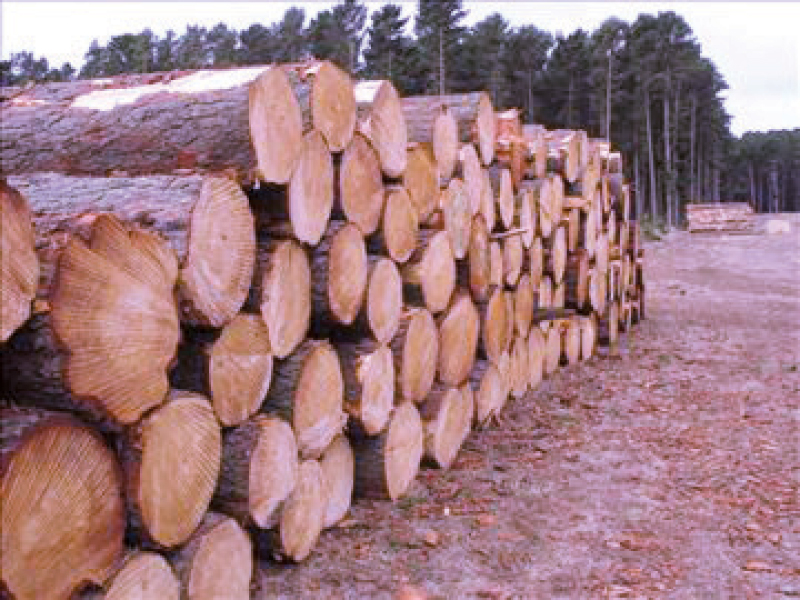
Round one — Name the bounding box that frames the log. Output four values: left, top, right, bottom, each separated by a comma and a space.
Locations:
311, 221, 368, 326
479, 168, 496, 232
441, 178, 471, 260
265, 459, 326, 562
390, 308, 439, 403
337, 340, 395, 436
402, 229, 456, 314
458, 215, 491, 302
363, 257, 403, 344
283, 60, 356, 152
285, 129, 334, 245
212, 416, 298, 528
319, 434, 355, 528
564, 250, 590, 312
459, 143, 483, 216
123, 391, 221, 548
352, 401, 423, 501
561, 317, 581, 365
517, 187, 536, 249
264, 339, 346, 459
170, 513, 252, 599
258, 239, 310, 359
170, 314, 272, 427
546, 225, 567, 284
580, 314, 597, 360
102, 552, 180, 600
339, 132, 385, 235
582, 203, 598, 259
1, 65, 303, 184
529, 236, 544, 287
544, 325, 562, 375
0, 408, 125, 600
402, 102, 458, 181
12, 172, 254, 328
489, 241, 504, 288
552, 280, 566, 308
523, 124, 548, 179
529, 178, 555, 238
596, 231, 610, 276
470, 357, 508, 427
567, 207, 581, 252
420, 385, 473, 469
537, 275, 553, 310
404, 145, 439, 220
407, 92, 496, 165
502, 233, 524, 287
514, 273, 535, 338
478, 287, 512, 363
0, 180, 38, 342
379, 186, 419, 263
1, 218, 179, 425
527, 328, 545, 390
437, 291, 480, 387
355, 80, 407, 178
488, 165, 515, 229
509, 335, 529, 399
588, 268, 607, 316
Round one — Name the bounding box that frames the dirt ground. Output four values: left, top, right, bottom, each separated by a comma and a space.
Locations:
256, 215, 800, 599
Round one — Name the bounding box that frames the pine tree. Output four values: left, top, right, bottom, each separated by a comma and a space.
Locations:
362, 4, 418, 94
414, 0, 467, 94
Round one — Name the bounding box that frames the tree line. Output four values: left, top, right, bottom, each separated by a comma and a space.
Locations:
2, 0, 797, 218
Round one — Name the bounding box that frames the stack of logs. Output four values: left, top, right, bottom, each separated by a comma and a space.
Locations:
685, 202, 755, 232
0, 61, 644, 600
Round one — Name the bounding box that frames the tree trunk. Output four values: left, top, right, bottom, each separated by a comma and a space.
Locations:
437, 291, 480, 387
170, 313, 273, 427
212, 416, 298, 528
1, 65, 305, 184
122, 391, 221, 548
12, 172, 254, 328
645, 87, 658, 221
389, 308, 439, 404
351, 401, 423, 501
319, 435, 355, 529
2, 217, 180, 425
337, 340, 395, 436
0, 180, 38, 342
420, 385, 473, 469
355, 80, 407, 178
402, 229, 456, 315
263, 339, 345, 460
402, 92, 495, 165
339, 132, 385, 235
0, 408, 125, 600
170, 513, 252, 599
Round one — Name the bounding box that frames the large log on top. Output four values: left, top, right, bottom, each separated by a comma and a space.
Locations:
12, 172, 255, 328
170, 513, 252, 600
352, 401, 424, 501
1, 65, 304, 184
1, 408, 125, 600
171, 314, 273, 427
355, 80, 407, 178
264, 339, 346, 459
212, 416, 298, 528
2, 215, 180, 425
403, 92, 496, 166
122, 391, 221, 548
0, 180, 38, 342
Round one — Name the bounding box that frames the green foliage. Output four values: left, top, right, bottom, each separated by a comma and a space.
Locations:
413, 0, 468, 93
362, 4, 419, 94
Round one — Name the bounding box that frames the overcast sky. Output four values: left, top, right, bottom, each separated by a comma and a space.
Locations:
2, 1, 798, 136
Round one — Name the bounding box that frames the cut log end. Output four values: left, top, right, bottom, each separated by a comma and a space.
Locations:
404, 145, 439, 221
340, 342, 395, 436
260, 239, 310, 359
367, 258, 403, 344
357, 81, 408, 178
471, 359, 508, 427
438, 292, 479, 387
309, 61, 356, 152
278, 459, 326, 562
422, 386, 473, 469
393, 309, 439, 403
0, 181, 38, 342
288, 130, 334, 245
340, 133, 384, 235
104, 552, 180, 600
133, 392, 221, 548
319, 435, 355, 528
382, 187, 419, 263
404, 229, 456, 314
1, 409, 125, 600
433, 111, 459, 180
327, 223, 368, 325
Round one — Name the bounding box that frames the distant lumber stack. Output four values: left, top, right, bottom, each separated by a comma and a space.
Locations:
685, 202, 755, 232
0, 59, 645, 598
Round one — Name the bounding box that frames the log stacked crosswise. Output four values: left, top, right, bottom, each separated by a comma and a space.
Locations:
0, 61, 645, 598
